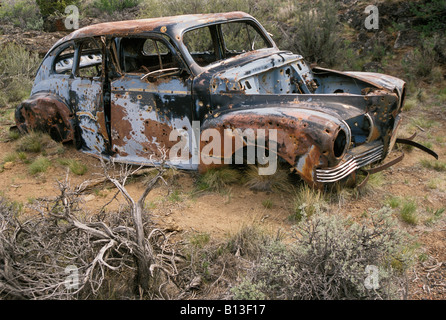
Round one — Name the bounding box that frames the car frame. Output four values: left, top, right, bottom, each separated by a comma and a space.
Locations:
14, 11, 437, 188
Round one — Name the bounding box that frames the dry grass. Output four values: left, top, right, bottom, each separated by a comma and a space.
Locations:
28, 156, 50, 175
15, 131, 55, 153
243, 164, 294, 193
196, 167, 242, 192
291, 184, 326, 222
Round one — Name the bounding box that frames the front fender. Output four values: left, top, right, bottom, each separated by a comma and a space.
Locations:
198, 106, 351, 186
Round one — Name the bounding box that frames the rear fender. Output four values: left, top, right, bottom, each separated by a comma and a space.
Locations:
15, 93, 74, 143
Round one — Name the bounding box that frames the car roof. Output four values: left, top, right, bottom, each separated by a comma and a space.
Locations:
56, 11, 254, 44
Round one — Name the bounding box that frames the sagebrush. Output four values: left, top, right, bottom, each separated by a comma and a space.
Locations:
232, 207, 414, 300
0, 43, 40, 106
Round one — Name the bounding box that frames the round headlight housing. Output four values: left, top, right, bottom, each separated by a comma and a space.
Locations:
333, 128, 348, 158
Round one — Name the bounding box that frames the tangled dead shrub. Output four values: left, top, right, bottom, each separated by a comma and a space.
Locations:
0, 156, 183, 299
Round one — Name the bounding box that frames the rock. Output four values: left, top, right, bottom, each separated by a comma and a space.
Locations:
99, 189, 110, 197
187, 276, 202, 290
84, 194, 96, 202
394, 30, 421, 49
3, 162, 14, 170
164, 217, 181, 232
363, 61, 383, 72
357, 31, 369, 44
43, 16, 69, 32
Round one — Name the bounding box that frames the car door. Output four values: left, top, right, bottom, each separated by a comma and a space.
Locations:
70, 37, 109, 153
109, 35, 195, 168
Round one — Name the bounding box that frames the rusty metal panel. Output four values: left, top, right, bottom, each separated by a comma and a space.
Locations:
109, 74, 195, 169
70, 78, 107, 154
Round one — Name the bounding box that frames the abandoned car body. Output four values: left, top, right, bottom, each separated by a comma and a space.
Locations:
14, 12, 437, 188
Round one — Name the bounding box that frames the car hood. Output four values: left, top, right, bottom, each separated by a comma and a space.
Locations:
207, 49, 303, 90
314, 67, 406, 102
207, 51, 405, 99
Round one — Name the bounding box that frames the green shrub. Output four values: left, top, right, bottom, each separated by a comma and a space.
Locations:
340, 45, 365, 71
386, 196, 401, 209
36, 0, 81, 17
3, 151, 27, 164
92, 0, 141, 14
70, 160, 87, 175
167, 189, 182, 202
227, 224, 273, 260
0, 42, 40, 106
427, 178, 442, 190
420, 159, 446, 172
189, 232, 211, 249
233, 207, 413, 300
402, 97, 417, 112
58, 159, 88, 175
402, 35, 445, 83
8, 129, 21, 141
409, 0, 446, 36
261, 199, 273, 209
285, 0, 341, 67
291, 184, 325, 222
15, 131, 54, 153
184, 232, 216, 281
3, 152, 18, 163
424, 207, 445, 226
231, 279, 266, 300
400, 199, 418, 225
0, 0, 43, 30
28, 156, 51, 174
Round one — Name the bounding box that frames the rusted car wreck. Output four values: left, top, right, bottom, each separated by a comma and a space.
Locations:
14, 12, 437, 188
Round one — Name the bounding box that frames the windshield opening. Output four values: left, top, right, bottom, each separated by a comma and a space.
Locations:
183, 20, 272, 67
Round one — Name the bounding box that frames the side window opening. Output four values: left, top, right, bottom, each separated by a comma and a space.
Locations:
76, 38, 103, 79
54, 44, 75, 75
120, 37, 181, 74
183, 20, 273, 67
183, 27, 217, 67
221, 22, 271, 55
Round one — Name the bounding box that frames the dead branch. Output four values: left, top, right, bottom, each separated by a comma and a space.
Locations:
0, 147, 181, 299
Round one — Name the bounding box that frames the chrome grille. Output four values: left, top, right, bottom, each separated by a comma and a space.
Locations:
315, 144, 383, 183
